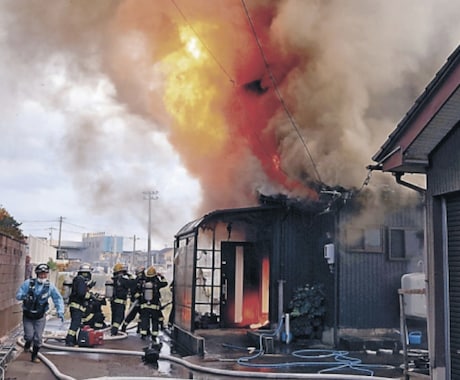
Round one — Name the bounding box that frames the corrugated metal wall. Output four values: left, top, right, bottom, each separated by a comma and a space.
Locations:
270, 207, 334, 325
428, 123, 460, 377
428, 123, 460, 196
338, 198, 424, 329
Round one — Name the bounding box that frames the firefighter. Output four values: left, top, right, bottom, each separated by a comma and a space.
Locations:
16, 263, 65, 363
65, 263, 94, 346
110, 263, 134, 336
121, 266, 145, 333
139, 266, 168, 342
82, 292, 107, 330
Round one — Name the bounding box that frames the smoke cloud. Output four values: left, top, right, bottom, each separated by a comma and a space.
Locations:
1, 0, 459, 242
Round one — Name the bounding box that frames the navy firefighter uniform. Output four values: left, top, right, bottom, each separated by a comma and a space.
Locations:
65, 263, 94, 346
121, 266, 145, 333
110, 263, 135, 336
139, 266, 168, 342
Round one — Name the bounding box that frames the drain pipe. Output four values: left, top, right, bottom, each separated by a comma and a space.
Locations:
366, 165, 426, 195
278, 279, 285, 339
393, 173, 426, 195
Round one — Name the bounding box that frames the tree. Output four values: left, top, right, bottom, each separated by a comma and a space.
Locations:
0, 206, 26, 241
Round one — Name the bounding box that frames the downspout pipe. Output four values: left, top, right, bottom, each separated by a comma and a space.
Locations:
393, 173, 426, 195
366, 165, 426, 195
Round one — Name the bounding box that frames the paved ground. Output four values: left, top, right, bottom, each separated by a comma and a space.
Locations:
3, 317, 425, 380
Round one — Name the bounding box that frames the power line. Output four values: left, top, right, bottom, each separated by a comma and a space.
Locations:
240, 0, 323, 185
169, 0, 236, 86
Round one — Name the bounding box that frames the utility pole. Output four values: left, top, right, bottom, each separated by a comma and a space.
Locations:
130, 234, 139, 269
143, 190, 158, 267
57, 217, 64, 257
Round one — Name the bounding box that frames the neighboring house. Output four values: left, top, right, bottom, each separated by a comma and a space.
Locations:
372, 45, 460, 379
27, 235, 57, 265
172, 190, 424, 355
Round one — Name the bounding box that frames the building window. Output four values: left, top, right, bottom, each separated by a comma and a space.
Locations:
346, 226, 383, 253
388, 228, 422, 260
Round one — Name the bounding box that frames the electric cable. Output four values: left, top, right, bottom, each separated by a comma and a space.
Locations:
240, 0, 323, 185
169, 0, 235, 85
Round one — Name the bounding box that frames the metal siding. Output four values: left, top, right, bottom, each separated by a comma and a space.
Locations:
428, 124, 460, 195
447, 194, 460, 378
338, 204, 424, 329
277, 210, 334, 325
405, 88, 460, 162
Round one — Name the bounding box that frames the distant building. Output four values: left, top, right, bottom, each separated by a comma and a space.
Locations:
81, 233, 124, 271
27, 235, 57, 265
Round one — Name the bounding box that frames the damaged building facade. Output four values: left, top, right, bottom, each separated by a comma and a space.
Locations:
171, 189, 424, 355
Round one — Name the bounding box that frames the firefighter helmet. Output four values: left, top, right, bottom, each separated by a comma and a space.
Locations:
35, 263, 49, 274
78, 262, 93, 280
113, 263, 125, 274
135, 266, 145, 276
145, 266, 156, 278
78, 263, 92, 273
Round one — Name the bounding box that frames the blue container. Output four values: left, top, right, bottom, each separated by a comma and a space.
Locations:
408, 331, 422, 345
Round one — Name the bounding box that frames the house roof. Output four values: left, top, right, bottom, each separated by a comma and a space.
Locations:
174, 205, 281, 239
174, 194, 326, 239
372, 45, 460, 173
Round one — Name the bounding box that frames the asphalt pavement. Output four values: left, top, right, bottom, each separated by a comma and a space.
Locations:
3, 317, 411, 380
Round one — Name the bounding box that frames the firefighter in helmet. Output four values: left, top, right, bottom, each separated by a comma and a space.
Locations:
109, 263, 135, 336
139, 266, 168, 342
65, 263, 94, 346
121, 265, 145, 333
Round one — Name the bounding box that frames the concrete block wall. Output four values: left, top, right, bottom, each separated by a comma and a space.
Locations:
0, 234, 27, 341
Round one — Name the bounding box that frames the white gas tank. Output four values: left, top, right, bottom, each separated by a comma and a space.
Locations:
401, 272, 426, 318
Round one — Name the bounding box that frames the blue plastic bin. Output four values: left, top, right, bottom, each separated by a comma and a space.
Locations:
408, 331, 422, 345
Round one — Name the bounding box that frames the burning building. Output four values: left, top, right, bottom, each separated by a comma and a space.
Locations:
3, 0, 458, 361
172, 188, 424, 354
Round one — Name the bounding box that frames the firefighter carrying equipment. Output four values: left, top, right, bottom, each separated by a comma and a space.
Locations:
78, 263, 93, 281
35, 263, 50, 274
113, 263, 126, 274
145, 266, 157, 278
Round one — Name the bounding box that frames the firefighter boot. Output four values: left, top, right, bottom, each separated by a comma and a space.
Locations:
31, 346, 40, 363
121, 323, 127, 333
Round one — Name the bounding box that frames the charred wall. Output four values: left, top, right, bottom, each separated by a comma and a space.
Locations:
269, 205, 335, 327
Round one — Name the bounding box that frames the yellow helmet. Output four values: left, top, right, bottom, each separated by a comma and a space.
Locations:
113, 263, 124, 274
145, 266, 156, 277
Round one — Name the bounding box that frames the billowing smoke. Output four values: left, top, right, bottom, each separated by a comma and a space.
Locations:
2, 0, 460, 242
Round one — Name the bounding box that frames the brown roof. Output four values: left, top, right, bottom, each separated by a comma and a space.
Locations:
372, 45, 460, 174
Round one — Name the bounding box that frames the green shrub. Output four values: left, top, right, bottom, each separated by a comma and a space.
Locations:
288, 283, 326, 339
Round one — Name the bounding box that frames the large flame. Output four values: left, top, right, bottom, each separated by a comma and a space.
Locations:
158, 10, 312, 211
163, 23, 228, 161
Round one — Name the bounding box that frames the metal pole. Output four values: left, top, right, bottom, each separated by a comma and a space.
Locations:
148, 198, 151, 266
143, 190, 158, 267
57, 216, 63, 252
131, 234, 136, 268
